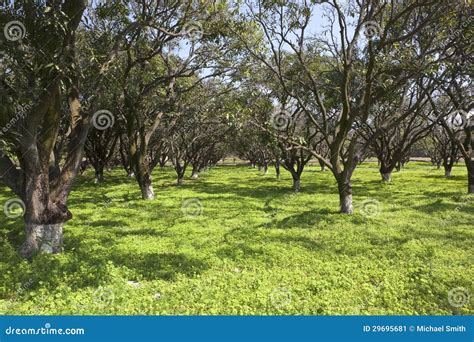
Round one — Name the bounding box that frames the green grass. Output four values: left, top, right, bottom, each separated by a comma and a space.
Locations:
0, 162, 472, 315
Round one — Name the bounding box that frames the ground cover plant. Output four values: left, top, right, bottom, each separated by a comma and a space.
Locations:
1, 0, 472, 320
1, 162, 472, 315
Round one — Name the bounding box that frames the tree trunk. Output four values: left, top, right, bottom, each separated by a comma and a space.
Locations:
381, 172, 392, 182
263, 164, 268, 175
94, 166, 104, 183
174, 160, 186, 185
444, 165, 452, 178
275, 162, 280, 179
130, 143, 155, 200
159, 156, 168, 169
379, 164, 394, 182
338, 182, 353, 214
292, 175, 301, 193
21, 223, 64, 257
191, 165, 199, 179
79, 159, 88, 175
139, 173, 154, 200
319, 159, 326, 172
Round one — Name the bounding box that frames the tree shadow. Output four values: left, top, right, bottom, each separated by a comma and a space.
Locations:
412, 199, 473, 215
265, 234, 324, 251
422, 174, 466, 181
81, 219, 129, 229
270, 209, 339, 229
109, 251, 209, 281
2, 220, 24, 247
113, 228, 168, 238
419, 190, 470, 199
216, 243, 266, 262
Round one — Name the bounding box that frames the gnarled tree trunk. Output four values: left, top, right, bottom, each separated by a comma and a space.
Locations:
191, 164, 199, 179
174, 159, 187, 186
338, 181, 353, 214
292, 176, 301, 193
134, 159, 154, 200
21, 223, 64, 256
139, 173, 154, 200
381, 172, 392, 182
319, 159, 326, 172
379, 159, 396, 182
444, 165, 452, 178
94, 165, 104, 183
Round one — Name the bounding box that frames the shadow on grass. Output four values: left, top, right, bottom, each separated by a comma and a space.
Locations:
412, 198, 473, 216
81, 219, 128, 228
272, 209, 333, 229
181, 179, 340, 200
216, 243, 266, 262
1, 230, 207, 298
422, 174, 466, 181
109, 252, 208, 281
113, 228, 168, 238
265, 234, 323, 251
2, 220, 24, 247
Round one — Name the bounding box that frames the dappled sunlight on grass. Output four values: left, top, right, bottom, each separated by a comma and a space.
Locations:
0, 163, 472, 315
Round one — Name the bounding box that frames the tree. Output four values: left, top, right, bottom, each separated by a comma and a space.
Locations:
103, 1, 237, 198
163, 81, 235, 184
429, 94, 473, 192
262, 106, 317, 192
423, 126, 461, 177
0, 1, 88, 257
363, 86, 435, 182
84, 127, 119, 183
239, 0, 449, 213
